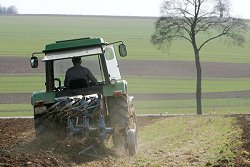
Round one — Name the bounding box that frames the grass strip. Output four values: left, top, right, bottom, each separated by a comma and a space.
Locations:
134, 97, 250, 114
0, 111, 33, 117
0, 104, 32, 111
0, 76, 45, 93
1, 75, 250, 93
0, 104, 33, 117
126, 77, 250, 93
0, 96, 249, 116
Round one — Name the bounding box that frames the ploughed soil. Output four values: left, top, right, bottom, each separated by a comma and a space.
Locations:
235, 114, 250, 166
0, 115, 249, 167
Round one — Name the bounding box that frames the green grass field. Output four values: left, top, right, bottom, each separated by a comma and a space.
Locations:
0, 75, 250, 93
134, 97, 250, 114
0, 15, 249, 116
0, 15, 250, 62
1, 97, 249, 116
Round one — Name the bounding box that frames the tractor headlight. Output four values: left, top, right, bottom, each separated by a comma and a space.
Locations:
110, 79, 117, 86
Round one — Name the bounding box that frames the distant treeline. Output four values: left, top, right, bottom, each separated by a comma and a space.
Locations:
0, 4, 18, 15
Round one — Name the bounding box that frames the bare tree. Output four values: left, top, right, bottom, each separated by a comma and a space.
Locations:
214, 0, 230, 18
0, 5, 18, 14
151, 0, 247, 115
0, 5, 7, 14
6, 5, 18, 15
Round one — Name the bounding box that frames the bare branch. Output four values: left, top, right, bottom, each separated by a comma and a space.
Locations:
198, 32, 226, 50
198, 17, 247, 50
152, 0, 247, 51
186, 0, 195, 5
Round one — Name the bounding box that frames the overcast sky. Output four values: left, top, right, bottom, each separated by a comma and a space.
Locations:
0, 0, 249, 19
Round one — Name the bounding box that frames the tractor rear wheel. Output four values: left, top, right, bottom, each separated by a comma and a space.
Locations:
107, 95, 138, 155
34, 114, 66, 139
34, 115, 46, 137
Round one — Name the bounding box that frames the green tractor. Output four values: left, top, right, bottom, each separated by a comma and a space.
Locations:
30, 37, 138, 155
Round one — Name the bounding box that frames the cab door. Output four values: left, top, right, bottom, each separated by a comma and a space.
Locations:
104, 45, 121, 81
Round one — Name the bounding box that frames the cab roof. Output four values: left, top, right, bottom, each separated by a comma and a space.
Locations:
43, 37, 105, 54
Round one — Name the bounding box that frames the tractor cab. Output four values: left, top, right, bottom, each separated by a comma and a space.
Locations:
31, 37, 126, 93
30, 37, 129, 104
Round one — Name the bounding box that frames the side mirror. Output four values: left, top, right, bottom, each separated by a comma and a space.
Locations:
119, 43, 127, 57
30, 56, 38, 68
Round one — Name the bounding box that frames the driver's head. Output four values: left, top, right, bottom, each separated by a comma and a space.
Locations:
72, 57, 82, 65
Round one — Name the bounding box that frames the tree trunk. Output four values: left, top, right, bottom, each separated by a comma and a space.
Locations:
194, 49, 202, 115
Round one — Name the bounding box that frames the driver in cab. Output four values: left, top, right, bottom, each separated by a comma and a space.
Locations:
64, 57, 98, 89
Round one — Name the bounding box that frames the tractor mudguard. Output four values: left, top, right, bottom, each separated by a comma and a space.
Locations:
103, 80, 128, 97
128, 96, 134, 105
31, 91, 56, 106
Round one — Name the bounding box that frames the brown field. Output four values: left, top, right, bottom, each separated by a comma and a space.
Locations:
0, 116, 249, 167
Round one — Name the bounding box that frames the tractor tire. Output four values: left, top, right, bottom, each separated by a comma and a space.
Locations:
127, 128, 137, 156
34, 115, 46, 137
34, 114, 66, 139
107, 95, 138, 155
34, 115, 56, 138
107, 95, 130, 128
